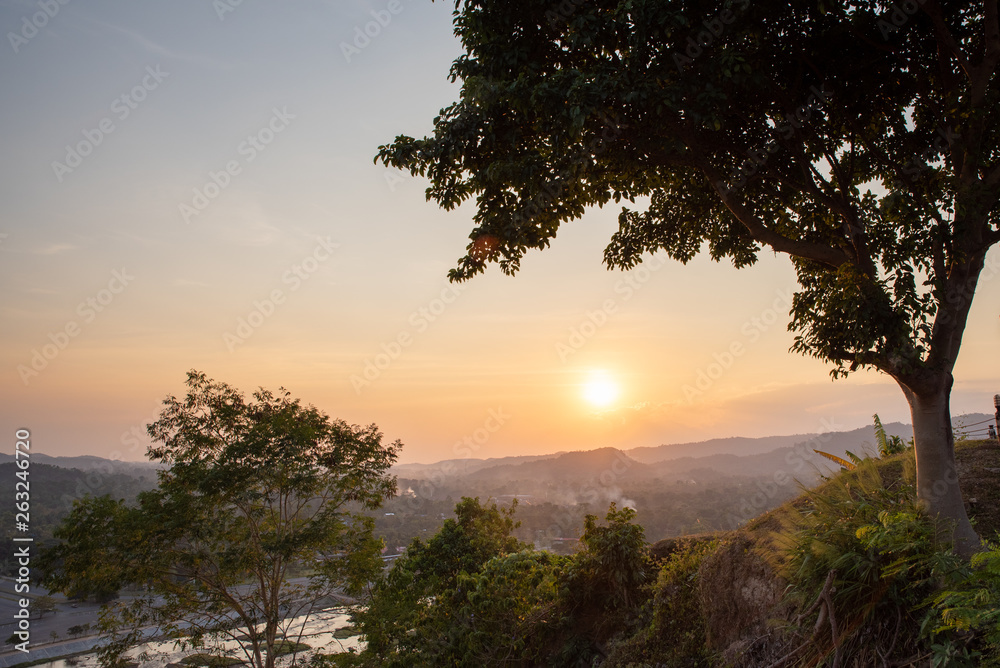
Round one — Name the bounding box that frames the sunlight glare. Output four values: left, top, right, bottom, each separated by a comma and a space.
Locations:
583, 372, 620, 408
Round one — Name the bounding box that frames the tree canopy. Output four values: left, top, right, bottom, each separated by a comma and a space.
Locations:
333, 499, 652, 667
41, 371, 400, 668
377, 0, 1000, 554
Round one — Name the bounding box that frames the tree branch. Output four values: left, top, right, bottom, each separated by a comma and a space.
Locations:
983, 227, 1000, 248
697, 162, 851, 269
924, 1, 973, 79
984, 0, 1000, 66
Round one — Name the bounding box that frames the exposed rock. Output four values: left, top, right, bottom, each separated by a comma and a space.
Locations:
697, 532, 790, 658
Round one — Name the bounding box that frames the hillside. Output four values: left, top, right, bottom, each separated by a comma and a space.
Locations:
462, 447, 637, 482
391, 453, 560, 479
661, 438, 1000, 667
342, 439, 1000, 667
626, 432, 835, 462
0, 462, 159, 577
0, 452, 160, 477
626, 420, 915, 463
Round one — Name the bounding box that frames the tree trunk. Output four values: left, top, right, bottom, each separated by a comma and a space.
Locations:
900, 378, 980, 558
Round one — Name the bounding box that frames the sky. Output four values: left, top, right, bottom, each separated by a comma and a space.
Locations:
2, 0, 998, 465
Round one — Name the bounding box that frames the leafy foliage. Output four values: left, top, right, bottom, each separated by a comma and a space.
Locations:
378, 0, 999, 379
934, 542, 1000, 665
559, 505, 654, 651
300, 444, 1000, 667
874, 413, 908, 457
347, 496, 528, 667
0, 461, 157, 577
40, 371, 400, 668
603, 538, 718, 667
770, 455, 975, 665
336, 500, 655, 667
814, 413, 910, 471
812, 449, 859, 471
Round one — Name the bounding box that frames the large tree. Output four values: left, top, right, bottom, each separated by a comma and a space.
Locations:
41, 371, 400, 668
376, 0, 999, 554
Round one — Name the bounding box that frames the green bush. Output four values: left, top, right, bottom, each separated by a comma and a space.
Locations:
771, 455, 973, 666
603, 538, 718, 667
339, 500, 655, 667
933, 541, 1000, 666
345, 497, 528, 667
542, 505, 655, 666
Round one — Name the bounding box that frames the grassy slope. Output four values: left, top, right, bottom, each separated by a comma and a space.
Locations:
643, 439, 1000, 667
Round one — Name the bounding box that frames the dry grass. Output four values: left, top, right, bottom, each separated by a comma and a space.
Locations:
690, 439, 1000, 666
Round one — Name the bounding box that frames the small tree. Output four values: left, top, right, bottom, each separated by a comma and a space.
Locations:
42, 371, 401, 668
30, 595, 57, 618
347, 497, 527, 667
557, 505, 654, 659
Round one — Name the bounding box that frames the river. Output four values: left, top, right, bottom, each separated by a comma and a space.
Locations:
12, 608, 361, 668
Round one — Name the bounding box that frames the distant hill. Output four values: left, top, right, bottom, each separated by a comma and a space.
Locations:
389, 414, 994, 490
0, 461, 160, 575
0, 452, 161, 477
392, 453, 561, 480
463, 447, 637, 483
625, 433, 824, 463
16, 413, 993, 490
625, 420, 918, 464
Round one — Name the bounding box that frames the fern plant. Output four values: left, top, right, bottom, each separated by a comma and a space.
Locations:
933, 542, 1000, 666
873, 413, 908, 457
814, 413, 908, 471
769, 455, 974, 666
813, 449, 862, 471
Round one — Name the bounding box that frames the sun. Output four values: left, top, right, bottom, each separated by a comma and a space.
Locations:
583, 372, 620, 408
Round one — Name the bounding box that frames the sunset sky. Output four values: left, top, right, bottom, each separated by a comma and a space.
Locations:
3, 0, 998, 465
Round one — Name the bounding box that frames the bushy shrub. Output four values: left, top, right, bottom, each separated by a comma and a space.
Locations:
346, 496, 527, 667
546, 505, 656, 666
603, 538, 718, 667
770, 455, 974, 666
933, 541, 1000, 666
329, 501, 656, 667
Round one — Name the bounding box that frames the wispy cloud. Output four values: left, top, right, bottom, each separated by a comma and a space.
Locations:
80, 16, 233, 70
172, 278, 211, 288
35, 243, 75, 255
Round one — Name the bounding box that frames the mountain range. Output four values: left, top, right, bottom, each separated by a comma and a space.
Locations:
390, 414, 994, 485
8, 413, 993, 487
